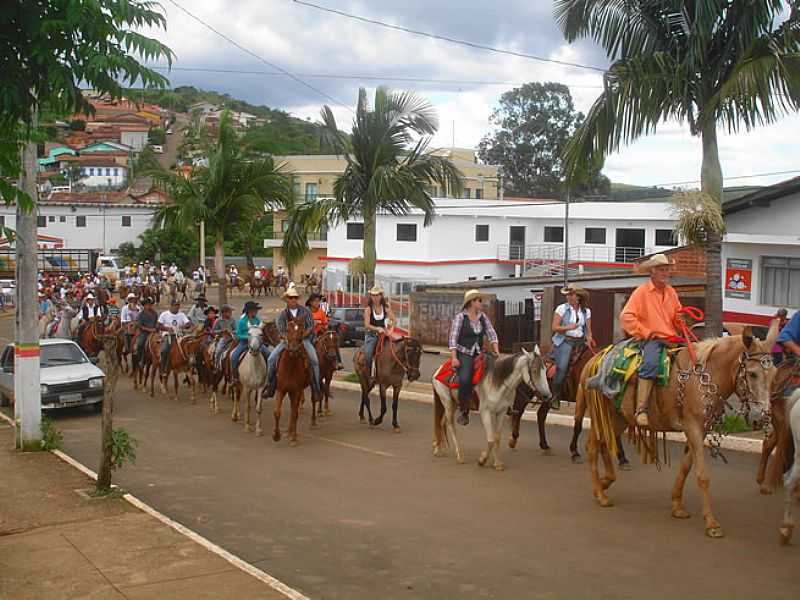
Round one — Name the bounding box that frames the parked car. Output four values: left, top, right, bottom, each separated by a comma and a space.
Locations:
0, 340, 104, 412
328, 307, 366, 346
151, 144, 164, 154
166, 128, 173, 135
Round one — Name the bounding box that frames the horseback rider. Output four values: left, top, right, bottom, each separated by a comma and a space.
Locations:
620, 253, 683, 427
134, 297, 158, 363
187, 295, 208, 326
362, 286, 397, 385
265, 285, 321, 398
157, 299, 193, 375
79, 293, 104, 328
550, 285, 595, 409
230, 300, 271, 383
212, 304, 236, 369
307, 293, 343, 370
120, 293, 141, 355
203, 306, 218, 336
449, 289, 500, 425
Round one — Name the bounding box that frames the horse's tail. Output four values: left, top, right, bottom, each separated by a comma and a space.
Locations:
433, 383, 448, 452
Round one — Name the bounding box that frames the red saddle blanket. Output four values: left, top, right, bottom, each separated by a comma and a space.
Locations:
434, 354, 485, 389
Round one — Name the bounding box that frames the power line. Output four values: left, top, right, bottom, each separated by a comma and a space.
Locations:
293, 0, 607, 73
650, 168, 800, 188
147, 65, 603, 89
164, 0, 353, 113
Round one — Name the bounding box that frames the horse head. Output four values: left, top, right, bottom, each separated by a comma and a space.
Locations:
521, 346, 551, 400
736, 327, 777, 419
264, 321, 280, 346
286, 321, 304, 354
318, 330, 339, 362
247, 326, 263, 355
400, 337, 423, 382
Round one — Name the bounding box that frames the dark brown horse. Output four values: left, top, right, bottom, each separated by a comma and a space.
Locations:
355, 335, 422, 432
314, 330, 339, 420
273, 321, 313, 445
77, 317, 105, 358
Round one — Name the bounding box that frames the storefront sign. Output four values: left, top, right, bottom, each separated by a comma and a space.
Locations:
725, 258, 752, 300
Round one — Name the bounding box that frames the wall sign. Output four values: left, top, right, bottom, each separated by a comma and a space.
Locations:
725, 258, 752, 300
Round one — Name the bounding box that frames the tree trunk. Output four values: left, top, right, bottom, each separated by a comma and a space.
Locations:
362, 206, 377, 287
96, 336, 121, 493
243, 230, 255, 272
214, 230, 227, 306
701, 120, 723, 337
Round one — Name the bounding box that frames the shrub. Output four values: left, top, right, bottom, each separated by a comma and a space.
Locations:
40, 417, 63, 450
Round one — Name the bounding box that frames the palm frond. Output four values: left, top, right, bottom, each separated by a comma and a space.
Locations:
670, 191, 725, 245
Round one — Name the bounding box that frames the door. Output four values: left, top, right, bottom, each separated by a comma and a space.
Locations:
509, 226, 526, 260
615, 228, 645, 262
0, 347, 14, 402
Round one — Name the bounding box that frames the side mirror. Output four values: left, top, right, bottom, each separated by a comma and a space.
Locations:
89, 356, 100, 365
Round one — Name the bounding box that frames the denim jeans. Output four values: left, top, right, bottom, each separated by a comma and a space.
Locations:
363, 331, 379, 374
267, 338, 320, 390
456, 351, 476, 413
230, 339, 270, 374
639, 339, 664, 380
160, 334, 175, 372
552, 339, 580, 388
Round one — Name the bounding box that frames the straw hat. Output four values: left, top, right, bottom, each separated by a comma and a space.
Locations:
462, 289, 482, 308
636, 253, 675, 273
369, 285, 384, 296
561, 284, 590, 302
282, 284, 300, 299
126, 292, 136, 300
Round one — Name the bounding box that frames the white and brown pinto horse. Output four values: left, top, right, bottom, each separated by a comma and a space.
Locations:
432, 347, 551, 470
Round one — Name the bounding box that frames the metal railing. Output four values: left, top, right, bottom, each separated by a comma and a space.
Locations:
497, 244, 650, 264
268, 230, 328, 241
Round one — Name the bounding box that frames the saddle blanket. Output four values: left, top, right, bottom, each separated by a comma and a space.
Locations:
434, 354, 485, 389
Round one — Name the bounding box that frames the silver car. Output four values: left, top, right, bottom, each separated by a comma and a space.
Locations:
0, 339, 105, 412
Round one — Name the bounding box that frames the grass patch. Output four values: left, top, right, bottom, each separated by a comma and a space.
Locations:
715, 413, 751, 435
343, 371, 361, 383
40, 417, 63, 451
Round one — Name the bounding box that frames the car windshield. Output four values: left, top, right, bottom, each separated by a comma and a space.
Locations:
41, 344, 88, 368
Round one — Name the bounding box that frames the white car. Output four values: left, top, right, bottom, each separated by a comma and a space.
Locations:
151, 144, 164, 154
0, 340, 105, 412
166, 129, 173, 135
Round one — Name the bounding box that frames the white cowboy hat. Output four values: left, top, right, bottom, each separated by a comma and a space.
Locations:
636, 253, 675, 273
462, 289, 482, 308
560, 284, 590, 301
126, 293, 137, 300
283, 285, 300, 299
369, 285, 384, 296
85, 293, 95, 300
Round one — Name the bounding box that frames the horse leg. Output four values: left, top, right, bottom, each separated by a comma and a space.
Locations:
780, 454, 800, 544
508, 396, 525, 449
310, 385, 319, 429
391, 385, 401, 432
324, 375, 332, 416
255, 391, 264, 437
477, 409, 494, 467
231, 384, 239, 423
244, 386, 252, 433
492, 410, 506, 471
587, 433, 612, 507
570, 392, 587, 463
598, 439, 617, 491
273, 390, 284, 442
616, 436, 632, 470
685, 423, 724, 538
670, 445, 695, 519
445, 395, 465, 464
756, 428, 777, 493
172, 370, 179, 402
288, 390, 301, 446
537, 401, 552, 455
372, 384, 387, 427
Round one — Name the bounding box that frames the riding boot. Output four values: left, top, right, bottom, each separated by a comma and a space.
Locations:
457, 393, 470, 426
264, 375, 276, 398
549, 383, 562, 410
635, 378, 654, 428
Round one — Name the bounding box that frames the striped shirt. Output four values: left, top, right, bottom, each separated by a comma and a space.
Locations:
448, 311, 499, 355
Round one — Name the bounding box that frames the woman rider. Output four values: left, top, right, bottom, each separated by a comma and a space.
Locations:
307, 293, 343, 370
230, 301, 271, 384
362, 286, 396, 385
448, 289, 500, 426
549, 285, 595, 409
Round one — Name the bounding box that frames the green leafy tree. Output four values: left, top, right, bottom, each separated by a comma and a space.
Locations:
555, 0, 800, 335
152, 111, 290, 305
288, 87, 463, 285
149, 127, 166, 146
478, 82, 608, 197
136, 225, 198, 269
1, 0, 173, 205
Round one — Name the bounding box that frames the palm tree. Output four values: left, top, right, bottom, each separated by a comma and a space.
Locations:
288, 87, 463, 285
152, 111, 290, 305
555, 1, 800, 335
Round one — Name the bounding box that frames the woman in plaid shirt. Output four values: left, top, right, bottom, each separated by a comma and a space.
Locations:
448, 289, 500, 425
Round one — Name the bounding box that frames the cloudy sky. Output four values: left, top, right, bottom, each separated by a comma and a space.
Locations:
145, 0, 799, 189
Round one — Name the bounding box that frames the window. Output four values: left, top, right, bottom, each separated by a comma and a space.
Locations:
544, 226, 564, 243
0, 216, 5, 227
76, 216, 86, 227
305, 182, 317, 201
292, 181, 301, 198
121, 216, 131, 227
396, 223, 417, 242
59, 216, 66, 223
761, 256, 800, 307
88, 168, 94, 176
475, 188, 483, 199
48, 215, 55, 223
464, 188, 471, 199
105, 168, 111, 176
475, 224, 489, 242
585, 227, 606, 245
281, 219, 289, 233
655, 229, 678, 246
37, 215, 46, 228
346, 222, 364, 240
113, 168, 119, 176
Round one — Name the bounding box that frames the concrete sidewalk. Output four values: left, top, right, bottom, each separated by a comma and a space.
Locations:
0, 422, 290, 600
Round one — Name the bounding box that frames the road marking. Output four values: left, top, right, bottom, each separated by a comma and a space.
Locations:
308, 434, 396, 458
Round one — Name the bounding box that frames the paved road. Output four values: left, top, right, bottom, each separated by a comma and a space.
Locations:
10, 371, 796, 600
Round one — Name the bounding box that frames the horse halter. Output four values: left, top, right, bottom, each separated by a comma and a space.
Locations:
390, 337, 421, 379
734, 351, 774, 410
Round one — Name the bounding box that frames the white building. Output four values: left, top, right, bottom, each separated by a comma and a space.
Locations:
722, 177, 800, 325
0, 190, 164, 254
324, 199, 680, 289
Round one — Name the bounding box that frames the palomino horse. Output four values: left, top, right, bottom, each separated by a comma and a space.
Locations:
355, 335, 422, 432
578, 328, 777, 538
273, 320, 313, 445
779, 389, 800, 545
432, 348, 551, 470
233, 326, 268, 434
314, 330, 340, 420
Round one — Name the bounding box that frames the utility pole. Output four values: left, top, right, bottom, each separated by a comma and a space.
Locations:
563, 189, 570, 289
199, 220, 205, 271
15, 110, 42, 450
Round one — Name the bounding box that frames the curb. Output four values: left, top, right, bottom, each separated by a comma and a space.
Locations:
329, 381, 764, 455
0, 411, 310, 600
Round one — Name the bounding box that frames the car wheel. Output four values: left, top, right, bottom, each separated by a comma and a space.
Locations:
92, 401, 103, 414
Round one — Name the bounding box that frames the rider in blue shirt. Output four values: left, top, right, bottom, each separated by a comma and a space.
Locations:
230, 301, 271, 379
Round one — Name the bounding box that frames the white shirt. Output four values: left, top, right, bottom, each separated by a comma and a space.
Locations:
83, 304, 102, 319
121, 304, 141, 324
555, 303, 591, 339
289, 308, 298, 318
158, 310, 190, 335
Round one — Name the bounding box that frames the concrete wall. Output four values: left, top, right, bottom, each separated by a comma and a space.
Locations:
120, 131, 148, 151
410, 290, 497, 347
726, 193, 800, 236
79, 166, 127, 187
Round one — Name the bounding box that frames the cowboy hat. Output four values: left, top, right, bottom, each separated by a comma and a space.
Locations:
462, 289, 482, 308
282, 285, 300, 299
561, 285, 590, 301
142, 297, 154, 305
220, 304, 233, 312
85, 293, 95, 300
243, 300, 262, 313
126, 292, 137, 300
194, 295, 207, 302
369, 285, 384, 296
636, 253, 675, 273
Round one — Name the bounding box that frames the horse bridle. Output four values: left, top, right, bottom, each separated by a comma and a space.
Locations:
389, 337, 420, 378
734, 351, 774, 413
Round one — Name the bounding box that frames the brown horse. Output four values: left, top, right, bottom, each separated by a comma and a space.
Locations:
77, 317, 105, 358
355, 335, 422, 432
273, 320, 313, 445
314, 330, 340, 420
145, 331, 206, 401
578, 329, 777, 538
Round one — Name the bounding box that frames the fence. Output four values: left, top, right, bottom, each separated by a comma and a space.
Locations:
495, 299, 539, 353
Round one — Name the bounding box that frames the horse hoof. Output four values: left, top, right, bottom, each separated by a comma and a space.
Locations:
372, 416, 383, 426
618, 461, 633, 472
311, 423, 319, 430
393, 426, 401, 434
672, 509, 691, 520
272, 432, 281, 442
540, 447, 553, 457
779, 526, 794, 545
359, 416, 366, 424
289, 439, 298, 447
494, 463, 506, 472
705, 526, 725, 539
508, 438, 517, 449
456, 455, 465, 464
325, 410, 333, 416
571, 454, 583, 464
759, 485, 774, 496
244, 425, 252, 433
256, 430, 264, 437
477, 455, 487, 467
597, 496, 614, 508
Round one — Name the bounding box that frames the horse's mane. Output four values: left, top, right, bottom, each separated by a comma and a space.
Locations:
490, 352, 520, 386
693, 335, 744, 366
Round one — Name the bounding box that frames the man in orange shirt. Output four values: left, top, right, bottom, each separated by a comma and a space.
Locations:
620, 254, 683, 427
